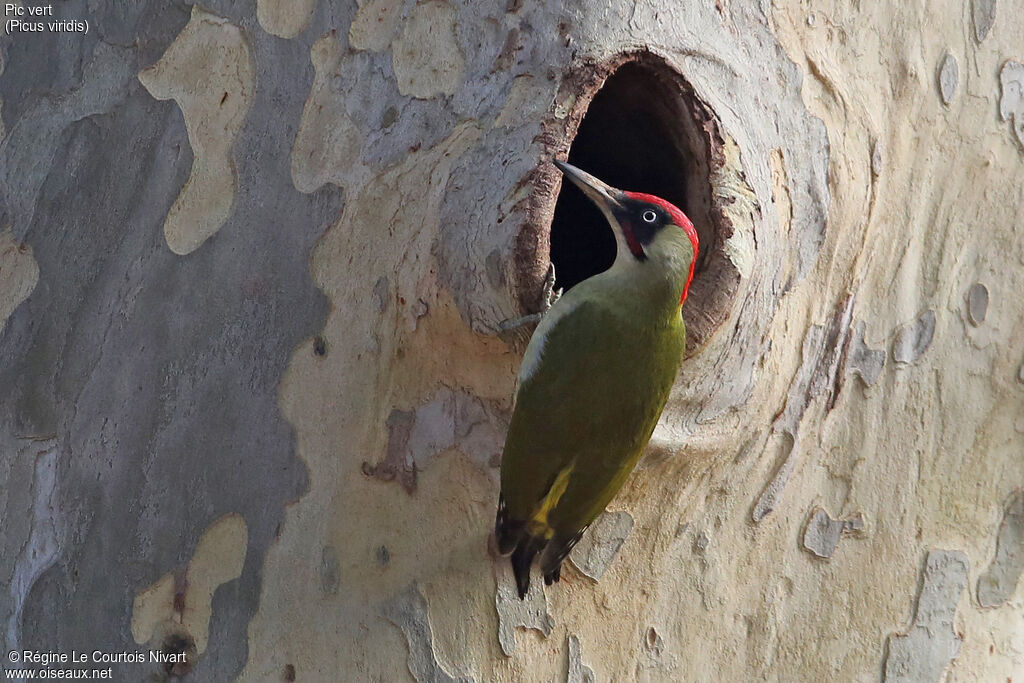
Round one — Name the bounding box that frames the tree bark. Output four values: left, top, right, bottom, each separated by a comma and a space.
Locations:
1, 0, 1022, 680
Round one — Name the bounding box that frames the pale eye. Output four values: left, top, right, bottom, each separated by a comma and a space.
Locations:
642, 210, 658, 223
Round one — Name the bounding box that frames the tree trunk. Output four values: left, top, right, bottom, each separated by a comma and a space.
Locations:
1, 0, 1022, 680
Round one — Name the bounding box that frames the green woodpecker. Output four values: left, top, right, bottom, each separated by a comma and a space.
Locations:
496, 160, 699, 599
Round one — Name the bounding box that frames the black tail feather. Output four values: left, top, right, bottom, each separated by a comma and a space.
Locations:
510, 536, 548, 599
540, 526, 587, 583
543, 563, 561, 585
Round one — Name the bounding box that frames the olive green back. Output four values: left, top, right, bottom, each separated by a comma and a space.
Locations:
500, 258, 688, 534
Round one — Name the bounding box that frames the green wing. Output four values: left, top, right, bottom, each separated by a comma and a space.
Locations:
499, 289, 685, 537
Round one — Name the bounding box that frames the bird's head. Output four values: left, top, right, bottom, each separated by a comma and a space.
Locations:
554, 159, 699, 304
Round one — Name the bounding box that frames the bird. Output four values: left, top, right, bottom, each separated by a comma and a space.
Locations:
495, 159, 699, 599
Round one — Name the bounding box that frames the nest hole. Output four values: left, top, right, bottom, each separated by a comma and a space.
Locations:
546, 54, 738, 354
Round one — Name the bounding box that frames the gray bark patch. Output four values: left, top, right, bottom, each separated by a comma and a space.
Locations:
567, 634, 596, 683
754, 297, 853, 522
495, 564, 554, 656
382, 582, 474, 683
883, 550, 969, 682
871, 139, 884, 176
846, 321, 886, 387
319, 545, 340, 596
938, 53, 958, 106
0, 42, 136, 244
972, 0, 997, 43
753, 431, 796, 523
967, 283, 989, 327
366, 409, 418, 493
374, 275, 391, 313
569, 510, 634, 580
977, 490, 1024, 608
999, 61, 1024, 150
892, 310, 936, 364
367, 388, 506, 493
801, 507, 864, 559
4, 439, 62, 655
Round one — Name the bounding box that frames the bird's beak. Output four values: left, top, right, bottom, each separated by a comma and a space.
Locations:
554, 160, 624, 214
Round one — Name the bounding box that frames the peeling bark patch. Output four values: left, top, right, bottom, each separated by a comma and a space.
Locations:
349, 0, 407, 52
892, 309, 936, 364
410, 298, 430, 330
755, 297, 854, 521
365, 408, 418, 493
0, 227, 39, 334
319, 545, 340, 595
972, 0, 997, 43
644, 626, 664, 658
366, 388, 506, 493
797, 296, 853, 421
938, 53, 958, 106
569, 510, 634, 580
392, 2, 465, 98
382, 582, 474, 683
883, 550, 968, 682
801, 507, 863, 559
292, 33, 361, 193
131, 514, 248, 656
6, 441, 61, 655
752, 431, 795, 523
846, 321, 885, 387
257, 0, 316, 39
138, 7, 254, 255
977, 490, 1024, 607
871, 139, 884, 176
567, 634, 596, 683
999, 61, 1024, 150
495, 564, 554, 656
967, 283, 989, 327
374, 275, 390, 312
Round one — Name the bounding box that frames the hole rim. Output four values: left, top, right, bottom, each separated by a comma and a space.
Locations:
515, 48, 743, 357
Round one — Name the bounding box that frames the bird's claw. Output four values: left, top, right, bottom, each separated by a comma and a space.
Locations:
497, 263, 562, 332
541, 262, 562, 312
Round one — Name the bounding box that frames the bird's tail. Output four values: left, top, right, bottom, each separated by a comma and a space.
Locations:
509, 535, 548, 599
540, 526, 587, 584
496, 468, 580, 599
495, 494, 543, 598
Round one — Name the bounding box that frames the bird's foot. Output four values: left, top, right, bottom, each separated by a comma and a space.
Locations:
497, 263, 561, 332
541, 262, 563, 312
